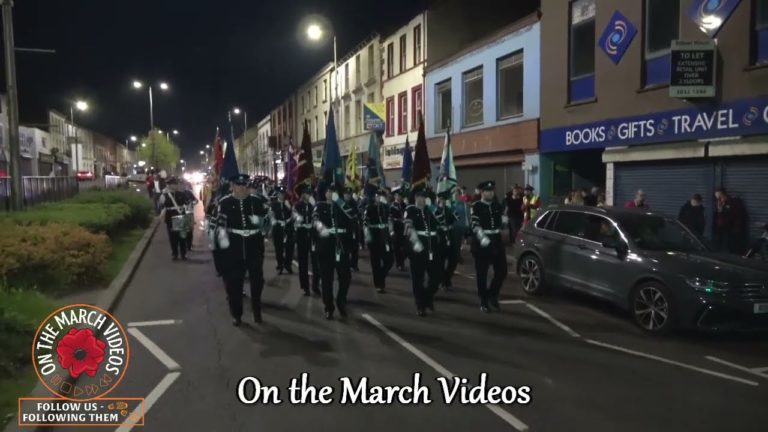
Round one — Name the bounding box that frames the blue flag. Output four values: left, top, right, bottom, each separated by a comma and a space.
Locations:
220, 118, 239, 180
322, 108, 344, 188
400, 136, 412, 193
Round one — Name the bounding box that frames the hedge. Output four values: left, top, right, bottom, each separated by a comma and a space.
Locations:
69, 190, 153, 229
0, 223, 111, 292
0, 288, 56, 379
0, 203, 132, 237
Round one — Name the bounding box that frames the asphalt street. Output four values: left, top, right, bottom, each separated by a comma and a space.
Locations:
53, 201, 768, 432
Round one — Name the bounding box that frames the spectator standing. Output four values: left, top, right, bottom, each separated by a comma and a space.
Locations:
505, 185, 524, 242
625, 190, 648, 209
584, 187, 600, 206
713, 188, 748, 254
678, 194, 706, 237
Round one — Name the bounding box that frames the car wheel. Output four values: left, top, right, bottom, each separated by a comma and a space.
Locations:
518, 254, 547, 296
631, 282, 675, 334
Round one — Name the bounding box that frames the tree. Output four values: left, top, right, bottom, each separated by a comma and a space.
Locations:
136, 129, 180, 172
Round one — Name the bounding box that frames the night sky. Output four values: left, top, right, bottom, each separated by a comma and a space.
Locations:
6, 0, 427, 166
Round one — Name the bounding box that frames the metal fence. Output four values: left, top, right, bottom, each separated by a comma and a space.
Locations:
0, 176, 79, 211
104, 175, 128, 188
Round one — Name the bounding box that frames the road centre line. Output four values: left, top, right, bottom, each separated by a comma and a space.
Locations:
705, 356, 768, 380
524, 303, 581, 339
584, 339, 759, 387
499, 300, 527, 305
128, 327, 181, 371
362, 313, 530, 432
127, 320, 180, 327
114, 372, 181, 432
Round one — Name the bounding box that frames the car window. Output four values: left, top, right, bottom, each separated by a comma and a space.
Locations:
535, 211, 553, 230
615, 213, 707, 253
583, 214, 621, 244
551, 211, 587, 237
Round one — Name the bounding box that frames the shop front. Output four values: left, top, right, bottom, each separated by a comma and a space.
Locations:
541, 96, 768, 240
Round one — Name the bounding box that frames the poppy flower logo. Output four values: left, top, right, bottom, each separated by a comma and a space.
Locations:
56, 328, 107, 378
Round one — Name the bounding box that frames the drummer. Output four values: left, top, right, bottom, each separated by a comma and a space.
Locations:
182, 179, 199, 253
159, 177, 194, 261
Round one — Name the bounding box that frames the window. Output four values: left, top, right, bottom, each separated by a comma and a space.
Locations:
462, 67, 483, 127
535, 211, 554, 230
644, 0, 679, 86
754, 0, 768, 64
323, 79, 328, 101
552, 211, 587, 237
387, 43, 394, 78
414, 24, 422, 64
344, 63, 350, 92
399, 35, 407, 72
569, 0, 595, 101
367, 44, 375, 80
355, 100, 362, 133
436, 80, 452, 132
411, 85, 423, 130
301, 95, 305, 113
386, 97, 395, 137
314, 86, 318, 106
398, 92, 408, 135
498, 51, 524, 119
315, 116, 319, 140
355, 54, 361, 87
344, 103, 351, 138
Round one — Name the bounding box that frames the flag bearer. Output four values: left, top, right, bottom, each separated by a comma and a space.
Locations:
436, 190, 458, 289
293, 185, 320, 296
471, 181, 508, 312
364, 188, 394, 293
271, 186, 295, 274
404, 190, 442, 316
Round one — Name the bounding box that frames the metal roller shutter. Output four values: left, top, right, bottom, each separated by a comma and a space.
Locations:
614, 161, 715, 236
722, 158, 768, 240
456, 164, 523, 193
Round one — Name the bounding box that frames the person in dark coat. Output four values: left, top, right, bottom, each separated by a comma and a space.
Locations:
678, 194, 706, 237
713, 188, 748, 254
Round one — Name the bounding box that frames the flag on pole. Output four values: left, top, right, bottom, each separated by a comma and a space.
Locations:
364, 132, 384, 197
213, 129, 224, 178
400, 135, 412, 194
411, 115, 431, 195
286, 139, 297, 201
436, 128, 457, 198
294, 120, 315, 197
321, 108, 344, 189
220, 117, 239, 180
345, 141, 360, 192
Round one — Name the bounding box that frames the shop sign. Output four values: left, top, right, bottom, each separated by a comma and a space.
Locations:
670, 40, 716, 98
540, 97, 768, 152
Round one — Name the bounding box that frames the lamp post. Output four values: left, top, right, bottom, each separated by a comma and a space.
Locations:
232, 107, 248, 173
69, 100, 89, 175
132, 80, 169, 168
306, 22, 338, 106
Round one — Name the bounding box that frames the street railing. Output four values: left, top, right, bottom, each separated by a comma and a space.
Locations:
0, 176, 79, 211
105, 175, 128, 189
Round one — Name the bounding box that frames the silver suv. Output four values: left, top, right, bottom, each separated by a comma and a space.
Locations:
513, 206, 768, 334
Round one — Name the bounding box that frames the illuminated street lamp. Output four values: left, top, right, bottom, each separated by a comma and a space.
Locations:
70, 99, 89, 174
132, 79, 171, 167
305, 19, 337, 105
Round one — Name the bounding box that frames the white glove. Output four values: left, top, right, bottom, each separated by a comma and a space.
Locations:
320, 228, 331, 238
480, 236, 491, 248
294, 213, 304, 224
207, 229, 215, 250
475, 228, 485, 241
502, 215, 509, 225
413, 241, 424, 253
248, 215, 261, 226
379, 196, 388, 205
364, 228, 372, 243
353, 193, 359, 201
425, 197, 432, 207
216, 227, 230, 249
309, 196, 316, 206
332, 192, 340, 202
388, 222, 394, 236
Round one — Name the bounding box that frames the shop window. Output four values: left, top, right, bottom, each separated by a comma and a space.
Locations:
497, 51, 524, 119
462, 67, 483, 127
398, 92, 408, 135
386, 97, 395, 137
644, 0, 680, 86
569, 0, 595, 102
436, 80, 452, 133
755, 0, 768, 64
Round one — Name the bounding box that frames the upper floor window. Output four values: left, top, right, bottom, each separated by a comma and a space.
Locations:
399, 35, 407, 73
398, 92, 408, 135
411, 85, 423, 130
387, 43, 394, 78
569, 0, 595, 102
754, 0, 768, 64
414, 24, 423, 64
367, 44, 375, 80
344, 103, 351, 138
646, 0, 680, 57
386, 97, 395, 137
497, 51, 524, 119
344, 63, 350, 92
436, 80, 452, 133
355, 54, 361, 87
355, 100, 362, 134
314, 86, 318, 106
462, 67, 483, 127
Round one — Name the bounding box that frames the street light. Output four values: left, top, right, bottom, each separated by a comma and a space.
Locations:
159, 82, 169, 91
132, 79, 171, 167
305, 19, 337, 105
130, 136, 137, 142
306, 24, 323, 41
172, 129, 179, 135
70, 99, 89, 174
231, 107, 249, 174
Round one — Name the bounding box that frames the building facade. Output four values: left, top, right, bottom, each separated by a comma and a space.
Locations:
381, 12, 427, 183
296, 63, 334, 173
255, 115, 272, 178
424, 13, 541, 193
270, 95, 296, 181
540, 0, 768, 240
47, 110, 74, 176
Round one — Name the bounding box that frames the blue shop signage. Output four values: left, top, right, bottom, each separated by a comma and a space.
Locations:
540, 97, 768, 153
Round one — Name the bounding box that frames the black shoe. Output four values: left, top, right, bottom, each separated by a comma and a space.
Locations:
254, 311, 262, 324
376, 287, 385, 293
172, 256, 179, 261
337, 306, 347, 318
417, 308, 426, 317
232, 318, 242, 327
303, 290, 311, 297
278, 268, 284, 275
181, 255, 188, 261
490, 298, 501, 311
312, 288, 321, 296
286, 267, 294, 274
444, 281, 452, 290
324, 311, 334, 320
426, 302, 435, 312
480, 305, 490, 313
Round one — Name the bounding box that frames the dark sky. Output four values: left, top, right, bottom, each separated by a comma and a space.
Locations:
6, 0, 427, 165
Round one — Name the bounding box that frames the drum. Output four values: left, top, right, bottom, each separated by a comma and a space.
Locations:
171, 215, 185, 232
183, 213, 194, 231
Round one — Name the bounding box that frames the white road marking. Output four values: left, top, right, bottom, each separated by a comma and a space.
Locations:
457, 271, 476, 279
754, 366, 768, 373
114, 372, 181, 432
127, 320, 181, 327
705, 356, 768, 380
363, 313, 529, 432
499, 300, 527, 305
585, 339, 759, 387
525, 303, 581, 339
128, 327, 181, 371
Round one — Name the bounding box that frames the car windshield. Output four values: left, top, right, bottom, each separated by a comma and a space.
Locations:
614, 213, 708, 253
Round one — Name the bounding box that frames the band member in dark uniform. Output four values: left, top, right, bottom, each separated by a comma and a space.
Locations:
160, 177, 193, 261
364, 188, 394, 293
390, 187, 408, 271
343, 187, 360, 271
216, 174, 270, 326
293, 185, 320, 296
270, 187, 295, 274
206, 181, 229, 276
471, 180, 508, 313
313, 184, 354, 320
404, 190, 442, 316
435, 190, 458, 289
182, 181, 199, 253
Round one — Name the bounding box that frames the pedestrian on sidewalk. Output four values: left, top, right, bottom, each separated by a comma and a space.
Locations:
217, 174, 270, 326
472, 181, 508, 313
159, 177, 193, 261
625, 190, 648, 209
713, 188, 748, 254
404, 190, 442, 316
364, 187, 394, 293
678, 194, 706, 237
505, 185, 523, 242
313, 184, 354, 320
293, 185, 320, 296
521, 185, 540, 225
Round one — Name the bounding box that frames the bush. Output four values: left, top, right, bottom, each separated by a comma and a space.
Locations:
0, 202, 132, 237
0, 288, 56, 379
70, 190, 152, 229
0, 223, 111, 292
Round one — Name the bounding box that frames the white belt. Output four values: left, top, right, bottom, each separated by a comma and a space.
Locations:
274, 220, 288, 225
484, 229, 501, 234
297, 224, 313, 229
368, 224, 387, 229
416, 231, 438, 237
328, 228, 347, 234
228, 229, 262, 237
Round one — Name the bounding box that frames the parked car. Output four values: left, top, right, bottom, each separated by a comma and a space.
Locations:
76, 171, 94, 181
513, 205, 768, 334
